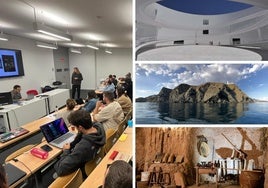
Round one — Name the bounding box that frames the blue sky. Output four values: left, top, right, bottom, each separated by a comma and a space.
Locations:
158, 0, 252, 15
135, 64, 268, 101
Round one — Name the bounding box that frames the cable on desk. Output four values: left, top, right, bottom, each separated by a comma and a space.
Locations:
14, 158, 33, 176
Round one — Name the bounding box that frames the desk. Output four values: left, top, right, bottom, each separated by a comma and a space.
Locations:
8, 141, 62, 188
195, 167, 218, 187
38, 89, 70, 113
80, 127, 133, 188
0, 113, 63, 151
0, 114, 59, 163
0, 97, 47, 131
0, 106, 69, 151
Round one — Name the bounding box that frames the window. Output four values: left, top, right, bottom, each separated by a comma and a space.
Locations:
203, 30, 209, 35
173, 40, 184, 45
232, 38, 241, 45
203, 19, 209, 25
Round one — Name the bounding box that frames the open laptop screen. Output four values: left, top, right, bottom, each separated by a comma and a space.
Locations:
40, 118, 69, 143
0, 92, 13, 105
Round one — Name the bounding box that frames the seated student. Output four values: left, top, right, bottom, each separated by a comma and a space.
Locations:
82, 90, 98, 113
103, 79, 115, 93
11, 85, 22, 101
116, 85, 132, 116
54, 110, 106, 177
97, 78, 115, 93
0, 164, 7, 188
95, 78, 115, 101
124, 72, 132, 101
92, 91, 124, 131
102, 160, 132, 188
56, 98, 77, 125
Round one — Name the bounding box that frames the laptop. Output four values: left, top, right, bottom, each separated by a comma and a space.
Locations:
4, 163, 27, 186
40, 118, 76, 148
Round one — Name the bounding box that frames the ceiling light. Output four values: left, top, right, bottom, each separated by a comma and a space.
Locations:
86, 44, 99, 50
33, 22, 72, 41
0, 32, 9, 41
105, 50, 112, 54
69, 48, 82, 54
36, 41, 58, 49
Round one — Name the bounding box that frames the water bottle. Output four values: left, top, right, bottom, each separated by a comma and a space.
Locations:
53, 105, 58, 118
127, 119, 133, 128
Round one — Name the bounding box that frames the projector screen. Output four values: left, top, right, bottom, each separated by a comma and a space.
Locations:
0, 48, 24, 78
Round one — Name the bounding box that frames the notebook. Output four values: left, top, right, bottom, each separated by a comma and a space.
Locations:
40, 118, 76, 148
4, 163, 27, 186
0, 127, 29, 143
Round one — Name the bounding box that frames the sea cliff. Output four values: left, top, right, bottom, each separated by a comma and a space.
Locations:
136, 82, 254, 103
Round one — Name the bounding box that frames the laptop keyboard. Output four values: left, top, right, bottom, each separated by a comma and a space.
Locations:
53, 132, 74, 144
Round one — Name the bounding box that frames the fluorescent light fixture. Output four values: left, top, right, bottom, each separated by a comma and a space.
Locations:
69, 48, 82, 54
36, 41, 58, 49
86, 44, 99, 50
33, 22, 72, 41
0, 33, 9, 41
105, 50, 112, 54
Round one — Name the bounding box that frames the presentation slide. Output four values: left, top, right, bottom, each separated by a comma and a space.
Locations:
0, 49, 23, 78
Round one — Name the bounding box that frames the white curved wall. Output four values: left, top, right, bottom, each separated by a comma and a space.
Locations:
136, 0, 268, 47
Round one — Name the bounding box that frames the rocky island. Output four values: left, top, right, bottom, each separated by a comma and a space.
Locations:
136, 82, 254, 103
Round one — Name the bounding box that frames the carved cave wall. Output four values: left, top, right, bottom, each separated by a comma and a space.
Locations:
136, 127, 268, 186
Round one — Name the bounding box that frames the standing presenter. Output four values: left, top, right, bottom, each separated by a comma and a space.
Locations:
71, 67, 83, 99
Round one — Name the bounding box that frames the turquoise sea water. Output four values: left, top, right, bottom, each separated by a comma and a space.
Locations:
136, 102, 268, 124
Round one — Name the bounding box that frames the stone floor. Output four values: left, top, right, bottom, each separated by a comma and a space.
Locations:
188, 183, 240, 188
137, 45, 262, 61
137, 181, 241, 188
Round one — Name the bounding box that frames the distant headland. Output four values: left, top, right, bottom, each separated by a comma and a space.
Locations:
136, 82, 259, 103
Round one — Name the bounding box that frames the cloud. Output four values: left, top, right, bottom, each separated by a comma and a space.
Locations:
165, 64, 244, 87
258, 97, 268, 101
136, 64, 176, 77
240, 64, 265, 75
137, 64, 267, 90
136, 89, 158, 98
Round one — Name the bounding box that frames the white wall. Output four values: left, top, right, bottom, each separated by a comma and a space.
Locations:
0, 36, 132, 97
0, 36, 55, 98
69, 48, 132, 90
96, 48, 132, 86
69, 49, 96, 89
193, 127, 263, 168
137, 2, 268, 46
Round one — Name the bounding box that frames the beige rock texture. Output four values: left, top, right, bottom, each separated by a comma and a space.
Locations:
136, 127, 267, 187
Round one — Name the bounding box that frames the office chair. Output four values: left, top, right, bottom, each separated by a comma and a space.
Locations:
84, 147, 105, 176
116, 119, 127, 138
116, 109, 132, 138
125, 109, 132, 121
48, 169, 83, 188
26, 89, 38, 99
104, 129, 117, 154
5, 144, 35, 162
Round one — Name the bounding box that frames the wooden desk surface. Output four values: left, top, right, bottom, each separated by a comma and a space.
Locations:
0, 107, 68, 150
0, 116, 53, 150
80, 127, 133, 188
8, 141, 62, 188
